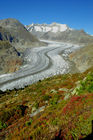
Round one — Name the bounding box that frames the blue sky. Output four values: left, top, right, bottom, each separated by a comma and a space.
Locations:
0, 0, 93, 34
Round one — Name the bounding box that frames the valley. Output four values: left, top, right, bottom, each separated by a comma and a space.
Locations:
0, 40, 80, 91
0, 18, 93, 140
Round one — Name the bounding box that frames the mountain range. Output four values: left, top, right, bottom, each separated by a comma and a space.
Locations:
26, 22, 70, 33
26, 22, 93, 45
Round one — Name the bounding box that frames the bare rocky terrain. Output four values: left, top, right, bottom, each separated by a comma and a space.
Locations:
0, 41, 22, 74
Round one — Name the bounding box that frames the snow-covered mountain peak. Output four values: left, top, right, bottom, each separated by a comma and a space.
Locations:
50, 22, 58, 26
26, 22, 71, 33
50, 22, 68, 32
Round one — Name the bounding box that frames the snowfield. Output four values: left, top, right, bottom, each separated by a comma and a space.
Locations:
26, 22, 71, 33
0, 40, 81, 91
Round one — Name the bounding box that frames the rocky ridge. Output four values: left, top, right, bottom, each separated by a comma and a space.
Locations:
0, 18, 45, 48
26, 23, 93, 45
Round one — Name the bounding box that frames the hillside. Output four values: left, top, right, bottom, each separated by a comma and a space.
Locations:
0, 18, 45, 48
41, 29, 93, 45
0, 18, 47, 74
26, 23, 93, 45
0, 41, 23, 74
69, 44, 93, 72
0, 66, 93, 139
0, 26, 16, 42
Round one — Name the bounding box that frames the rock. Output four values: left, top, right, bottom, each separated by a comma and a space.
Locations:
58, 88, 68, 92
30, 106, 45, 117
64, 94, 70, 100
31, 107, 37, 113
45, 101, 48, 104
50, 89, 58, 94
71, 84, 81, 95
14, 94, 18, 97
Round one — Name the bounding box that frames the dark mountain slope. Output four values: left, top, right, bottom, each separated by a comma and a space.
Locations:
0, 18, 44, 46
0, 26, 16, 42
